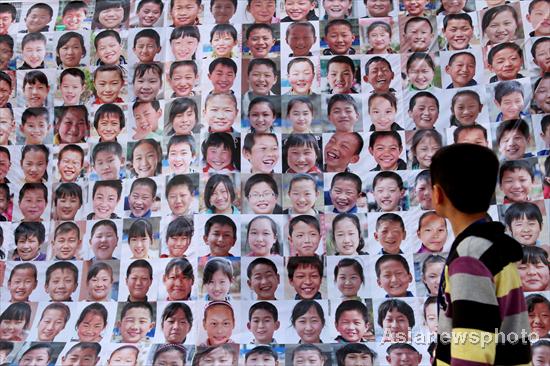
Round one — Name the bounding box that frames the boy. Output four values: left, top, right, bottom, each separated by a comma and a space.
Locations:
44, 261, 79, 301
287, 255, 323, 299
444, 51, 477, 88
499, 159, 535, 203
59, 1, 88, 31
115, 302, 155, 343
0, 4, 16, 35
386, 343, 422, 366
245, 58, 278, 99
51, 222, 82, 260
136, 0, 164, 27
527, 0, 550, 37
336, 343, 376, 366
334, 300, 372, 342
13, 222, 46, 261
403, 16, 434, 52
363, 57, 396, 94
374, 213, 406, 254
207, 58, 237, 94
494, 80, 528, 122
204, 92, 239, 133
286, 21, 317, 57
125, 259, 153, 302
19, 32, 47, 70
245, 346, 279, 366
23, 71, 50, 108
408, 91, 439, 129
242, 133, 280, 173
22, 3, 53, 33
442, 13, 474, 50
170, 0, 202, 27
288, 215, 321, 256
539, 115, 550, 155
163, 257, 194, 300
0, 147, 11, 184
92, 65, 125, 104
0, 341, 13, 364
7, 263, 37, 301
132, 63, 162, 102
36, 302, 70, 341
0, 35, 14, 70
532, 341, 550, 366
285, 174, 320, 215
453, 124, 489, 146
292, 344, 325, 365
328, 172, 362, 213
91, 142, 125, 181
167, 135, 197, 174
0, 183, 9, 220
87, 180, 123, 220
61, 342, 101, 366
245, 24, 276, 58
0, 71, 13, 108
531, 37, 550, 76
107, 346, 139, 366
201, 215, 237, 258
323, 19, 356, 55
430, 143, 531, 365
246, 301, 280, 344
488, 42, 524, 82
58, 68, 86, 106
166, 174, 197, 216
168, 61, 199, 97
57, 144, 85, 183
53, 183, 83, 221
210, 24, 238, 58
246, 257, 280, 300
18, 182, 48, 222
375, 254, 413, 297
504, 201, 543, 246
169, 26, 200, 61
132, 101, 162, 140
0, 107, 15, 145
93, 103, 125, 142
372, 171, 405, 212
132, 29, 162, 63
285, 57, 316, 95
324, 132, 363, 172
327, 94, 360, 132
368, 131, 407, 171
416, 211, 448, 253
89, 219, 119, 260
210, 0, 237, 24
496, 118, 533, 160
95, 30, 126, 66
127, 177, 156, 218
326, 56, 358, 94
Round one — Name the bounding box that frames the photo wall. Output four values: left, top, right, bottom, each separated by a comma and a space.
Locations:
0, 0, 549, 365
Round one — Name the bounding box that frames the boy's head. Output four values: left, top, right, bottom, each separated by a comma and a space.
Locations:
442, 13, 474, 50
334, 300, 370, 342
23, 70, 50, 108
92, 141, 124, 180
207, 57, 237, 94
287, 255, 323, 299
54, 182, 82, 220
540, 115, 550, 148
125, 259, 153, 301
494, 80, 525, 121
44, 261, 79, 301
128, 177, 157, 217
0, 341, 13, 364
328, 94, 359, 132
408, 91, 439, 129
169, 25, 200, 60
287, 57, 315, 95
326, 55, 355, 94
527, 0, 550, 37
136, 0, 164, 27
372, 171, 404, 212
453, 124, 489, 146
0, 71, 13, 108
117, 302, 155, 343
242, 132, 279, 173
368, 131, 403, 171
329, 172, 362, 213
203, 215, 237, 256
18, 182, 48, 222
167, 134, 196, 174
292, 344, 325, 366
247, 58, 278, 95
499, 159, 535, 203
93, 103, 125, 142
496, 118, 531, 160
504, 201, 543, 246
374, 213, 406, 254
288, 214, 321, 256
132, 63, 163, 102
24, 3, 53, 33
8, 263, 37, 301
93, 65, 125, 104
245, 346, 279, 366
403, 16, 433, 52
166, 174, 195, 216
385, 343, 421, 366
168, 60, 199, 97
0, 35, 14, 70
94, 30, 124, 66
364, 57, 394, 93
210, 0, 237, 24
107, 346, 139, 366
324, 19, 355, 55
336, 343, 375, 366
246, 301, 280, 344
375, 254, 412, 297
61, 1, 88, 31
0, 4, 16, 35
52, 221, 82, 260
487, 42, 523, 81
61, 342, 101, 366
245, 23, 276, 58
531, 37, 550, 75
445, 51, 476, 88
286, 21, 316, 57
170, 0, 202, 27
532, 340, 550, 366
133, 28, 161, 63
431, 144, 499, 215
37, 302, 71, 342
377, 298, 415, 339
59, 68, 86, 106
203, 92, 238, 132
210, 23, 238, 57
324, 132, 363, 172
91, 179, 123, 219
247, 257, 280, 300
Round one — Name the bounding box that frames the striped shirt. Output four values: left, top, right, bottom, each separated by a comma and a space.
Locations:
434, 221, 532, 366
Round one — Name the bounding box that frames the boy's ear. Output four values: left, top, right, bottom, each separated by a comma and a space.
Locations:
350, 154, 360, 164
148, 321, 155, 331
274, 320, 280, 330
444, 64, 451, 75
363, 74, 369, 84
203, 234, 208, 244
247, 321, 251, 330
373, 231, 378, 241
376, 277, 382, 288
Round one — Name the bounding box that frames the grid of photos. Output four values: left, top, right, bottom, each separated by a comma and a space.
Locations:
0, 0, 548, 364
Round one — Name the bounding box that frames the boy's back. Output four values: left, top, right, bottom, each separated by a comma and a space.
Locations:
430, 144, 531, 366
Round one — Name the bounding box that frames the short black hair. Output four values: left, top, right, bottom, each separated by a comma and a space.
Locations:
431, 144, 498, 213
133, 28, 161, 48
287, 255, 323, 279
336, 343, 376, 366
488, 42, 522, 66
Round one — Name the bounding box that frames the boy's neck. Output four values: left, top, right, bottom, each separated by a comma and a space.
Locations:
447, 211, 488, 237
